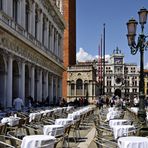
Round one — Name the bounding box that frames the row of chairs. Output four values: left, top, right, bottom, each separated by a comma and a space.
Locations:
0, 106, 95, 147
93, 106, 142, 148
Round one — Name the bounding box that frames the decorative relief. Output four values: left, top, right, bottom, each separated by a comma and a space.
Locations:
69, 72, 91, 81
0, 29, 64, 75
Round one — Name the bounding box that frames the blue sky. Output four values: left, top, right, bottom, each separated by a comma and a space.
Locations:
76, 0, 148, 68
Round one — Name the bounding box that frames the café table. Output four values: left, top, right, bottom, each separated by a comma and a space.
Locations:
112, 125, 135, 140
21, 135, 56, 148
106, 110, 122, 121
43, 125, 64, 137
118, 136, 148, 148
109, 119, 129, 128
1, 116, 21, 126
55, 118, 73, 126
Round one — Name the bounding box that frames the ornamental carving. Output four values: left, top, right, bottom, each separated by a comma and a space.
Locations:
68, 72, 91, 81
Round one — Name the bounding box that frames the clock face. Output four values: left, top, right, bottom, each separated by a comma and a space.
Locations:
115, 77, 121, 84
114, 58, 122, 64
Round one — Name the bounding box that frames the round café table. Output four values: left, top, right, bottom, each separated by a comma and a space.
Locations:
118, 136, 148, 148
21, 135, 56, 148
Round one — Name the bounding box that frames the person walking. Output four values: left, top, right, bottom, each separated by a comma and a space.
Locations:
13, 97, 24, 112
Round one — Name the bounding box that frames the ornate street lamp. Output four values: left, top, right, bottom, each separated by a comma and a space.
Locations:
126, 8, 148, 124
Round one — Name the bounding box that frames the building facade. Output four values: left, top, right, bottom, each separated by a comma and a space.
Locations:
62, 0, 76, 98
67, 62, 99, 102
98, 47, 139, 98
0, 0, 65, 108
144, 69, 148, 98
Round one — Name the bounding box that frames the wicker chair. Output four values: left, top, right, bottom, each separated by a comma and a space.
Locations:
93, 136, 118, 148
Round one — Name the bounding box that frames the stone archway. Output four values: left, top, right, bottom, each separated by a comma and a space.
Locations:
0, 54, 6, 108
114, 89, 121, 98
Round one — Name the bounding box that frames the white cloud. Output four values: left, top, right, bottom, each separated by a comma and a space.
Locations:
76, 48, 110, 62
76, 48, 95, 62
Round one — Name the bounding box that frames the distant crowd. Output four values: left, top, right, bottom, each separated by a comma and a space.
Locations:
95, 94, 148, 110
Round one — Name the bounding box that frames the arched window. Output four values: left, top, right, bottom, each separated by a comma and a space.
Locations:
76, 79, 82, 95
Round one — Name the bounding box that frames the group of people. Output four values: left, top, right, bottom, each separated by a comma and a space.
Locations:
96, 95, 132, 110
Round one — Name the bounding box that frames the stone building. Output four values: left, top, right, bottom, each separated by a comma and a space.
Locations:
98, 47, 139, 98
67, 62, 99, 102
144, 69, 148, 98
0, 0, 65, 108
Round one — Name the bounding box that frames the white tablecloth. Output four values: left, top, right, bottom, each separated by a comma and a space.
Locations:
21, 135, 56, 148
29, 112, 42, 122
55, 118, 73, 126
43, 125, 64, 137
106, 110, 122, 121
112, 125, 135, 139
130, 107, 139, 114
109, 119, 129, 128
1, 116, 20, 126
118, 136, 148, 148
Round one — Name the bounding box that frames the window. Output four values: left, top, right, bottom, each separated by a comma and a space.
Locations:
25, 0, 30, 31
76, 79, 82, 95
84, 83, 88, 95
42, 17, 46, 45
71, 84, 74, 95
13, 0, 18, 22
0, 0, 3, 10
35, 9, 38, 38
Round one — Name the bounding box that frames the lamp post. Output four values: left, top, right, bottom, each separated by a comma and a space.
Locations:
126, 8, 148, 124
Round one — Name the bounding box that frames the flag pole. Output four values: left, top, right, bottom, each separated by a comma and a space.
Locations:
103, 23, 106, 95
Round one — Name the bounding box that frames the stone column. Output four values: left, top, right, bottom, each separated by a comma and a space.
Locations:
44, 71, 48, 99
31, 66, 35, 99
89, 82, 92, 96
50, 75, 53, 103
6, 56, 13, 107
38, 70, 42, 101
74, 83, 76, 96
93, 82, 96, 98
67, 82, 70, 96
20, 62, 25, 101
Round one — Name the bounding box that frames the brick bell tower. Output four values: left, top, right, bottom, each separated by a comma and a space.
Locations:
62, 0, 76, 98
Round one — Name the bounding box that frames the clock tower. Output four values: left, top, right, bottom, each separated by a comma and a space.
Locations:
110, 47, 125, 97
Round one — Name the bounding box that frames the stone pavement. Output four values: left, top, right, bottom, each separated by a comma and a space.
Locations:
77, 127, 96, 148
67, 106, 98, 148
